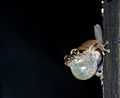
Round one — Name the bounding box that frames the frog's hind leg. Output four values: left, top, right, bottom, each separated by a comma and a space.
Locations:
83, 44, 96, 53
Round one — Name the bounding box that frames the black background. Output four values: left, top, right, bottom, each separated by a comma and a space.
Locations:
0, 0, 103, 98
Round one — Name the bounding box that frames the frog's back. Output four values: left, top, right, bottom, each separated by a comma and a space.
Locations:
78, 40, 97, 51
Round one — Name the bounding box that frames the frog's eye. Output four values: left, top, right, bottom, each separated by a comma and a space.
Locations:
70, 48, 79, 55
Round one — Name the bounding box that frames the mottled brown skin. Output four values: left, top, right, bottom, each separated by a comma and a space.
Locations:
64, 24, 110, 66
78, 40, 109, 55
78, 40, 97, 51
64, 40, 109, 65
64, 40, 97, 65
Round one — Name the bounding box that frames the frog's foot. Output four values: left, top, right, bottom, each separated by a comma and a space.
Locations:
96, 65, 103, 85
96, 72, 103, 85
97, 41, 110, 55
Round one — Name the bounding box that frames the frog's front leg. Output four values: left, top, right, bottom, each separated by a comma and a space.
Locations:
97, 41, 110, 55
96, 63, 103, 85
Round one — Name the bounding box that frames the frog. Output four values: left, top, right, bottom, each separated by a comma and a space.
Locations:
64, 24, 110, 85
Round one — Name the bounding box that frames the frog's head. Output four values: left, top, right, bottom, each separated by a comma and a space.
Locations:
64, 48, 80, 66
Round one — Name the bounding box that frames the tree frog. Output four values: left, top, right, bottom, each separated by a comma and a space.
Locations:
64, 24, 110, 84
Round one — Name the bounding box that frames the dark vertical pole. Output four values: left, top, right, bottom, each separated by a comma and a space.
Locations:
103, 0, 120, 98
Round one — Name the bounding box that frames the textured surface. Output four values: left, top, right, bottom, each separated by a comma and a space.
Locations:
103, 0, 119, 98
